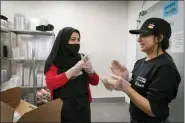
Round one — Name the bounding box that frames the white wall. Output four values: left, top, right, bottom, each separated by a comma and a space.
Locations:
1, 1, 128, 98
125, 1, 159, 103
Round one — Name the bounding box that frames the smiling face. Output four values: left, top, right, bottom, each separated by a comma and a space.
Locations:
137, 33, 158, 54
68, 32, 80, 44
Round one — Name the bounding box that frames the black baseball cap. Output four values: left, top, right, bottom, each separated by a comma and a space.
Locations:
129, 17, 171, 39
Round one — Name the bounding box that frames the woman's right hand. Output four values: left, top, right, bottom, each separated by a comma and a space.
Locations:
101, 76, 117, 91
65, 60, 85, 79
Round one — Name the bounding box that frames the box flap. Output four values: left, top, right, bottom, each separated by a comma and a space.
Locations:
1, 101, 14, 122
0, 87, 22, 108
17, 98, 63, 122
13, 100, 37, 122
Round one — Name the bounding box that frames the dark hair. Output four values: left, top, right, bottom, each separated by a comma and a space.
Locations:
74, 30, 81, 38
154, 33, 173, 59
160, 38, 169, 51
154, 34, 170, 51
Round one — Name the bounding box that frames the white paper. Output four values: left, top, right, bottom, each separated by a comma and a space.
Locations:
171, 31, 184, 53
1, 75, 20, 91
13, 111, 21, 122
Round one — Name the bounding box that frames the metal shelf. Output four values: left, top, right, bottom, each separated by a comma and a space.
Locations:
0, 28, 8, 33
0, 57, 46, 62
1, 28, 54, 36
22, 85, 46, 88
9, 29, 54, 36
11, 58, 34, 62
0, 57, 10, 60
1, 27, 54, 105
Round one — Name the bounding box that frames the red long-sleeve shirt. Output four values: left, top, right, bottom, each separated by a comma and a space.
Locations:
45, 64, 99, 103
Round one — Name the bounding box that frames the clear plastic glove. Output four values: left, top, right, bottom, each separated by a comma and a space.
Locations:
83, 59, 94, 75
65, 60, 85, 79
111, 60, 129, 81
100, 76, 117, 91
110, 74, 131, 94
81, 54, 89, 62
82, 54, 95, 75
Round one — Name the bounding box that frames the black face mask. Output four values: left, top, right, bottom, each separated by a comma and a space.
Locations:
67, 44, 80, 56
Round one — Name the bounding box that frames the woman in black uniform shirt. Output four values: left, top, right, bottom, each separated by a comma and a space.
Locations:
102, 18, 181, 123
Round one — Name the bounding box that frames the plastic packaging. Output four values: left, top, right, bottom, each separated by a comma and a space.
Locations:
28, 18, 40, 31
1, 75, 21, 91
1, 70, 7, 83
0, 15, 8, 30
14, 13, 26, 30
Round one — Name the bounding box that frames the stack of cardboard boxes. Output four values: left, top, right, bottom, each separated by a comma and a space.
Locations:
0, 87, 63, 122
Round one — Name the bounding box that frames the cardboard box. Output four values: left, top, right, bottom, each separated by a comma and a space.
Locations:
1, 87, 22, 108
1, 87, 63, 122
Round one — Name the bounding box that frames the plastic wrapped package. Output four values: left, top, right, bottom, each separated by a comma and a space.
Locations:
36, 89, 51, 106
42, 73, 46, 86
36, 88, 51, 106
35, 36, 53, 60
12, 47, 20, 59
39, 19, 49, 25
17, 35, 30, 59
27, 41, 33, 59
29, 65, 37, 87
10, 32, 16, 48
1, 70, 7, 83
23, 67, 30, 86
36, 73, 42, 86
16, 63, 23, 85
1, 15, 8, 30
29, 69, 33, 86
1, 75, 21, 91
28, 18, 40, 31
1, 33, 10, 58
28, 93, 34, 102
14, 13, 26, 30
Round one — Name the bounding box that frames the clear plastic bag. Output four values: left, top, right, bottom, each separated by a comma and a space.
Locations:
1, 75, 21, 91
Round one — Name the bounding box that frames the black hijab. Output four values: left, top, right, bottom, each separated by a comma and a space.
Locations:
44, 27, 81, 74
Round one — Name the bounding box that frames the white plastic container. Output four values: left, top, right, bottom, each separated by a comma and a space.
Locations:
28, 18, 40, 31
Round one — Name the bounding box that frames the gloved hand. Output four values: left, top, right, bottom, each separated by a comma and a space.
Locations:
82, 54, 95, 76
101, 76, 117, 91
65, 60, 85, 79
101, 73, 131, 93
110, 74, 131, 94
111, 60, 130, 81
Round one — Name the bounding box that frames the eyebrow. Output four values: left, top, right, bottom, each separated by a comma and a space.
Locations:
70, 37, 80, 40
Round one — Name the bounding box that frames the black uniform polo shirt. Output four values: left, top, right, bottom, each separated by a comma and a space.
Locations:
129, 53, 181, 122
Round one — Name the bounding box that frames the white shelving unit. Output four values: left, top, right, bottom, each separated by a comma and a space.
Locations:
0, 28, 9, 33
1, 28, 12, 81
1, 28, 54, 105
9, 29, 54, 36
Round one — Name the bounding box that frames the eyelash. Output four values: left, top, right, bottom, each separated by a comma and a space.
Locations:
70, 39, 80, 42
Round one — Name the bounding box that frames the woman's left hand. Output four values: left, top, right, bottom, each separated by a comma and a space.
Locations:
82, 55, 95, 75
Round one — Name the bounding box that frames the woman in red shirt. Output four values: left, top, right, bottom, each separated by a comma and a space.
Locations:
44, 27, 99, 123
